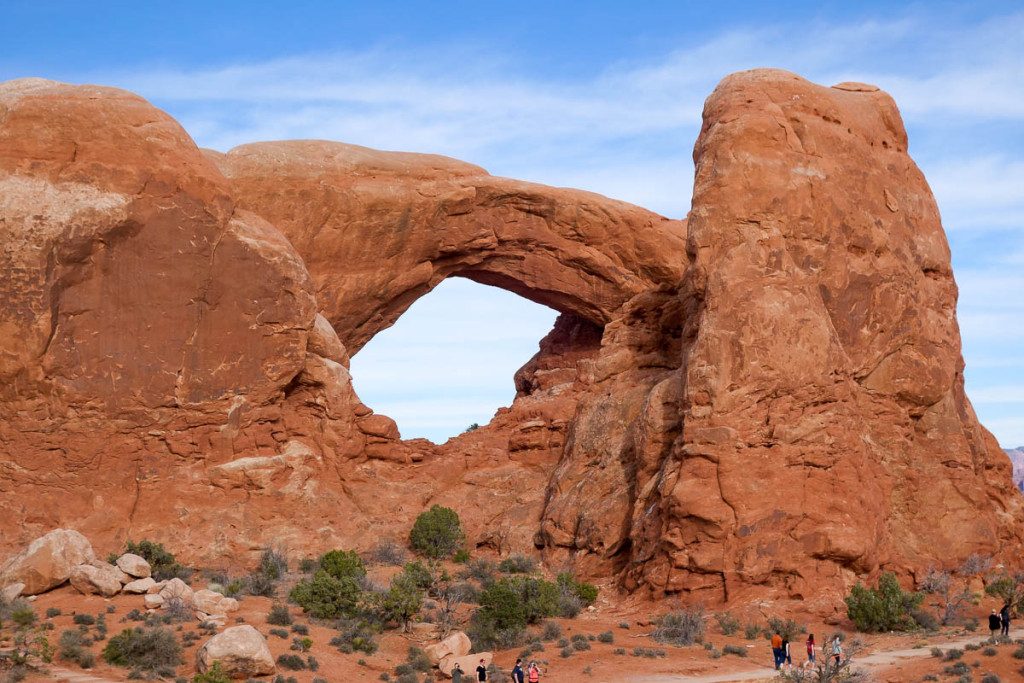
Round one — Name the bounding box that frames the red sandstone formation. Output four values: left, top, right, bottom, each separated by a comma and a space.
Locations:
0, 70, 1020, 614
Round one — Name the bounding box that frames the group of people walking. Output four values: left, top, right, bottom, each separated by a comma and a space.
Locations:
771, 631, 842, 670
451, 657, 541, 683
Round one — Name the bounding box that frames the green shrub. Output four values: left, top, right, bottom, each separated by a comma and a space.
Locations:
259, 547, 288, 580
556, 573, 598, 607
102, 627, 182, 671
289, 570, 362, 620
73, 614, 96, 626
299, 558, 318, 573
983, 647, 998, 656
409, 505, 465, 559
844, 571, 924, 632
943, 661, 969, 676
980, 674, 1001, 683
597, 630, 614, 643
560, 646, 573, 658
744, 622, 762, 640
320, 549, 367, 581
267, 604, 292, 626
454, 549, 471, 563
652, 607, 705, 646
722, 644, 747, 657
613, 647, 626, 655
401, 561, 434, 590
330, 617, 379, 654
270, 628, 290, 639
291, 623, 309, 635
46, 607, 62, 619
371, 573, 424, 631
192, 660, 231, 683
542, 621, 562, 641
943, 648, 964, 661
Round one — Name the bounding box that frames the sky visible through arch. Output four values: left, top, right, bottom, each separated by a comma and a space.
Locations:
1, 1, 1021, 444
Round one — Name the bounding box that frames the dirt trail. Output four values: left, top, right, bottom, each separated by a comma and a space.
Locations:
630, 627, 1024, 683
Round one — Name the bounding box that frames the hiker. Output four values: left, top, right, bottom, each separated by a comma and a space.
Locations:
1001, 602, 1011, 636
770, 630, 783, 669
510, 658, 525, 683
830, 635, 843, 664
477, 658, 488, 682
805, 633, 816, 667
452, 662, 464, 683
989, 609, 1002, 636
782, 634, 792, 667
527, 661, 541, 683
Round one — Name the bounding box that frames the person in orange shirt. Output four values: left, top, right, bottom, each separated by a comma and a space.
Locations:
770, 630, 783, 670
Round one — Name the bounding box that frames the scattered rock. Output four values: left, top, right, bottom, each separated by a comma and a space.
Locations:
123, 577, 157, 594
116, 553, 152, 579
192, 589, 238, 618
69, 563, 122, 597
144, 593, 164, 609
425, 631, 472, 666
1, 583, 25, 601
0, 529, 95, 595
195, 625, 275, 678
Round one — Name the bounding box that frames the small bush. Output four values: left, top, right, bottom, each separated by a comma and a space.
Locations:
290, 637, 313, 653
560, 647, 573, 658
244, 571, 277, 598
542, 622, 563, 641
270, 628, 289, 639
722, 644, 747, 657
911, 607, 940, 631
715, 611, 740, 636
276, 654, 306, 671
845, 571, 924, 632
291, 623, 309, 635
46, 607, 62, 619
943, 661, 970, 676
267, 604, 292, 626
498, 555, 537, 574
619, 621, 630, 629
944, 648, 964, 661
980, 675, 1001, 683
652, 607, 705, 647
614, 647, 626, 655
368, 539, 408, 566
965, 643, 981, 651
298, 558, 318, 573
58, 629, 95, 669
459, 558, 497, 585
330, 617, 379, 654
766, 616, 805, 640
597, 630, 614, 643
192, 660, 231, 683
931, 647, 943, 657
556, 573, 598, 607
454, 549, 471, 563
409, 505, 465, 559
73, 614, 96, 626
982, 647, 998, 656
259, 547, 288, 580
744, 622, 762, 640
102, 627, 182, 671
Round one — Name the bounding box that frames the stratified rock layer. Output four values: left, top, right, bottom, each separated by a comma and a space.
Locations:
0, 70, 1020, 612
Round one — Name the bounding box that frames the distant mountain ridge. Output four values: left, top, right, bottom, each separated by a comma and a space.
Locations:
1006, 447, 1024, 492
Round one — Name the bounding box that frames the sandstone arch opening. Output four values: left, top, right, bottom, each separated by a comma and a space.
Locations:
348, 277, 560, 443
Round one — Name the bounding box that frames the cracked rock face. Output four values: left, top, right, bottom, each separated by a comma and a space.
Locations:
0, 70, 1020, 613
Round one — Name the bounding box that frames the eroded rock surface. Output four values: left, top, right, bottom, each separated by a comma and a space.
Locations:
0, 70, 1020, 613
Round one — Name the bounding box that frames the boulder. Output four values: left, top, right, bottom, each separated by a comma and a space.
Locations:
0, 529, 95, 594
90, 559, 129, 584
123, 577, 157, 594
425, 630, 472, 666
147, 580, 167, 594
440, 653, 492, 678
195, 625, 275, 678
116, 553, 152, 579
159, 577, 194, 603
192, 589, 238, 617
1, 583, 25, 602
69, 563, 122, 597
144, 593, 164, 609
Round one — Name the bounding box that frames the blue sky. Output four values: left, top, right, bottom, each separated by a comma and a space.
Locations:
2, 1, 1021, 445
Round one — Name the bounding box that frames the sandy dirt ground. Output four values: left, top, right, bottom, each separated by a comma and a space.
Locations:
5, 573, 1024, 683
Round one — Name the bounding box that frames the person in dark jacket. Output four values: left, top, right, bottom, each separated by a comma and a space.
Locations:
989, 609, 1002, 636
1001, 602, 1012, 636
